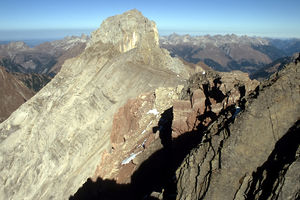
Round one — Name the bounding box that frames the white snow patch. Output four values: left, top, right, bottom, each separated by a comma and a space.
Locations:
233, 106, 241, 118
121, 151, 142, 165
147, 109, 159, 115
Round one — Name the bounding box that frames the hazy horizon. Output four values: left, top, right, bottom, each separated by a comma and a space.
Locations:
0, 29, 299, 43
1, 0, 300, 41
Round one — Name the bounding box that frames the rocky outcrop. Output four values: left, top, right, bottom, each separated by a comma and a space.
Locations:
93, 87, 182, 184
175, 55, 300, 200
87, 9, 159, 52
0, 10, 189, 200
0, 67, 34, 123
172, 70, 258, 137
70, 64, 259, 199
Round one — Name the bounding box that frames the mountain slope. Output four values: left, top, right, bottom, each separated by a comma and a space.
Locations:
250, 56, 292, 80
13, 72, 52, 92
0, 67, 34, 123
0, 9, 189, 200
160, 34, 273, 72
0, 35, 88, 76
160, 34, 300, 74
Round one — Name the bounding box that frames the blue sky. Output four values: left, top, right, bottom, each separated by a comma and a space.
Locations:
1, 0, 300, 40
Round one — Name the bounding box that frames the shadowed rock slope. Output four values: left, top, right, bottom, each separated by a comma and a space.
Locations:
0, 10, 189, 200
70, 63, 259, 199
70, 55, 299, 200
176, 54, 300, 200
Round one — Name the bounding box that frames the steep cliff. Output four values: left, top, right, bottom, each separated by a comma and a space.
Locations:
0, 10, 189, 200
70, 55, 298, 200
175, 54, 300, 200
71, 66, 259, 199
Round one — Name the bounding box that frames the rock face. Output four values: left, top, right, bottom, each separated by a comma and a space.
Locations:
70, 55, 298, 200
0, 10, 189, 200
172, 70, 258, 137
70, 66, 259, 199
0, 67, 34, 123
175, 56, 300, 200
92, 87, 183, 184
87, 9, 159, 52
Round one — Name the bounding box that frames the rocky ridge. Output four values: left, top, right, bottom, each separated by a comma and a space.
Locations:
71, 67, 259, 199
175, 55, 300, 200
0, 10, 189, 200
71, 55, 299, 199
1, 9, 299, 200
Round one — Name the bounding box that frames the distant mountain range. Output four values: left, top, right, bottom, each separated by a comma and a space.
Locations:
160, 33, 300, 73
0, 10, 299, 200
0, 35, 88, 122
0, 35, 88, 77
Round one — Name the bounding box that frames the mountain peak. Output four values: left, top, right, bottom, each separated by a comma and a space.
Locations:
87, 9, 159, 52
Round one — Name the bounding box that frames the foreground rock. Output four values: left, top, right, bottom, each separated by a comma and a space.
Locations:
71, 63, 259, 199
0, 10, 189, 200
70, 55, 299, 200
176, 55, 300, 200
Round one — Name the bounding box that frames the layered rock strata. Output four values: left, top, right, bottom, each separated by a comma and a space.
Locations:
76, 68, 259, 199
0, 10, 189, 200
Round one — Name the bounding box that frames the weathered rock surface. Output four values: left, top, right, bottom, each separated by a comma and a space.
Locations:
0, 67, 34, 123
71, 64, 259, 199
172, 70, 259, 137
175, 56, 300, 200
93, 86, 182, 184
0, 10, 189, 200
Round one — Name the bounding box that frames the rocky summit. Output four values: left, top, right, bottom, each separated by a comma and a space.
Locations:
1, 9, 300, 200
0, 9, 189, 200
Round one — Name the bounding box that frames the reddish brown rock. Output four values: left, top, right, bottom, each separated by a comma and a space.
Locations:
172, 70, 259, 137
95, 92, 156, 182
93, 87, 182, 184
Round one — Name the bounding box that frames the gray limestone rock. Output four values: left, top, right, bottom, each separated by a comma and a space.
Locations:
0, 10, 189, 200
